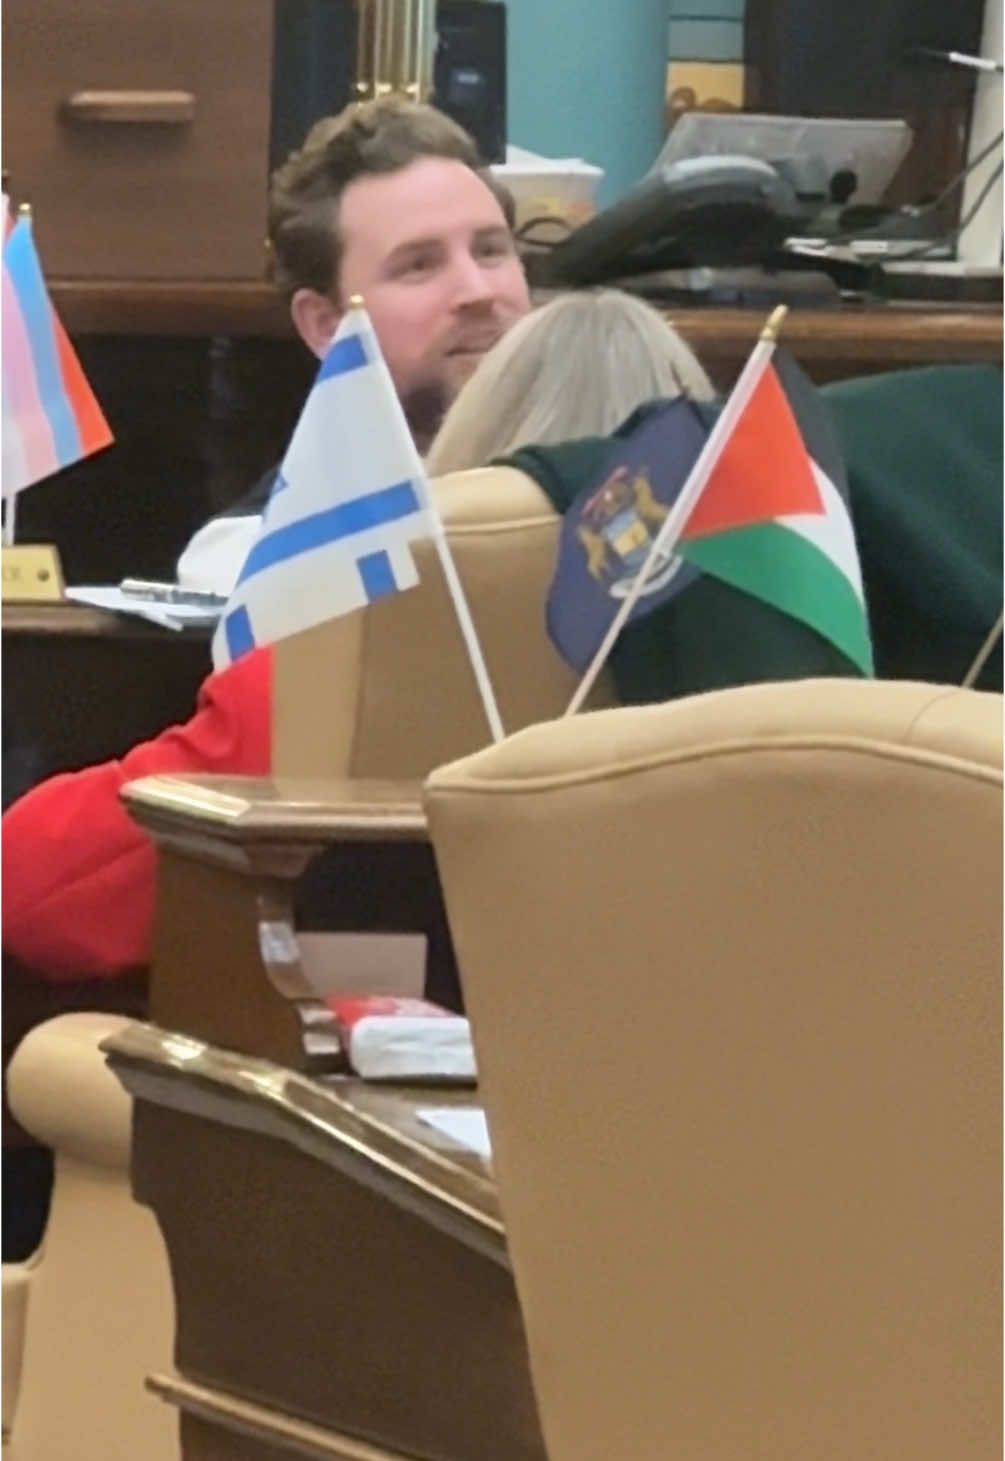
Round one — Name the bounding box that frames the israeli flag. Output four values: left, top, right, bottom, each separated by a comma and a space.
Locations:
212, 305, 433, 670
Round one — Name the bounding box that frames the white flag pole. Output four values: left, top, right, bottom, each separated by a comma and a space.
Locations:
423, 503, 506, 742
962, 609, 1003, 688
564, 304, 789, 717
2, 493, 17, 546
350, 298, 505, 744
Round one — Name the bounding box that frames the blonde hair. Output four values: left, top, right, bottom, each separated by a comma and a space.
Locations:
426, 289, 715, 476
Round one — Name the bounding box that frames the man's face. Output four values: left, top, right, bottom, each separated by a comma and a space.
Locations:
336, 156, 530, 410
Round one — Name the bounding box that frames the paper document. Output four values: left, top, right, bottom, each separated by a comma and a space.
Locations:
66, 585, 221, 631
417, 1106, 492, 1160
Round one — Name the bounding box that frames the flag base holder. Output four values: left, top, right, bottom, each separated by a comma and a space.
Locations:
2, 544, 65, 602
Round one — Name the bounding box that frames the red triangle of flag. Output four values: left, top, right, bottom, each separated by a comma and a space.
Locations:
682, 363, 823, 541
52, 312, 113, 456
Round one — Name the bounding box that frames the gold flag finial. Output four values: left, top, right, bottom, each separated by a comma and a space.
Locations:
348, 294, 366, 309
759, 304, 788, 343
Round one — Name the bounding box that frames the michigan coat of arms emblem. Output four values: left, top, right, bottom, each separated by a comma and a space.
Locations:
576, 464, 686, 599
546, 396, 710, 671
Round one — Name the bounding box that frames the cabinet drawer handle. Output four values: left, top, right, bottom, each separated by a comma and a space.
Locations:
62, 90, 196, 125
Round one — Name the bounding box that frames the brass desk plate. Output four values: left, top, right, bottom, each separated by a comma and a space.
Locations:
2, 544, 65, 602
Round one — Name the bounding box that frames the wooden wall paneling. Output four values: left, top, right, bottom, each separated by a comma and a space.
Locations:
2, 0, 274, 280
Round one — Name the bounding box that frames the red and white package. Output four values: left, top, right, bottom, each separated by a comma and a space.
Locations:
325, 995, 477, 1082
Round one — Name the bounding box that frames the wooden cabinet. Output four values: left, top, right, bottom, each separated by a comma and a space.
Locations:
2, 0, 274, 280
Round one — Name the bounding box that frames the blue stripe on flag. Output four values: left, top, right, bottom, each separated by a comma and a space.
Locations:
357, 550, 397, 600
3, 220, 81, 465
316, 331, 370, 384
237, 480, 422, 584
224, 605, 257, 661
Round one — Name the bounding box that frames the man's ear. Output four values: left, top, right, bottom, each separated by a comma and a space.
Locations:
289, 288, 343, 359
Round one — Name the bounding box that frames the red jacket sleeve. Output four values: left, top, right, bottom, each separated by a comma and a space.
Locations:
2, 647, 272, 982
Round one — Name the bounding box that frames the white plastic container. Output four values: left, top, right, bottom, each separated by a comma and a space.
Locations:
492, 145, 605, 231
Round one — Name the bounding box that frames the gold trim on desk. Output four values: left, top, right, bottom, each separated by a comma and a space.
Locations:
1, 544, 64, 602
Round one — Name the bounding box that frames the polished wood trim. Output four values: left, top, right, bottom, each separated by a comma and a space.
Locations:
3, 599, 210, 638
105, 1021, 503, 1250
674, 304, 1004, 367
122, 774, 427, 842
51, 280, 292, 337
147, 1372, 416, 1460
49, 278, 1003, 365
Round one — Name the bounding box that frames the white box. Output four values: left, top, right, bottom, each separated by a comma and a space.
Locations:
492, 145, 605, 231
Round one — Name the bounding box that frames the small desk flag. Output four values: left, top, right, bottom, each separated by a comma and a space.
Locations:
212, 305, 434, 671
548, 351, 873, 678
2, 212, 113, 499
546, 398, 710, 672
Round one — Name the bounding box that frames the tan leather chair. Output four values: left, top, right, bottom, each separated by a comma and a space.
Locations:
2, 1014, 176, 1461
272, 464, 615, 777
426, 678, 1003, 1461
2, 464, 610, 1455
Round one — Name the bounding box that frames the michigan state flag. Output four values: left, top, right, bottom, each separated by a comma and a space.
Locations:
547, 351, 873, 676
545, 397, 710, 670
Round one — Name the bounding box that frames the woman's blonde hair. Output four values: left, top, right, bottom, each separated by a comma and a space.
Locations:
426, 288, 715, 476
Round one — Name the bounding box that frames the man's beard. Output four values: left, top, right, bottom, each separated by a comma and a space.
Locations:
399, 379, 451, 456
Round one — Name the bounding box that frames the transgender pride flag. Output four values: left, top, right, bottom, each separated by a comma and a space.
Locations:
2, 211, 113, 499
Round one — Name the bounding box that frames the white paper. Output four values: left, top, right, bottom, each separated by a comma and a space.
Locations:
350, 1017, 476, 1080
417, 1105, 492, 1160
66, 585, 220, 631
497, 144, 603, 177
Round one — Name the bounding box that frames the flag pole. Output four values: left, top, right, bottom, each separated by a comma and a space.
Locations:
962, 609, 1003, 687
347, 297, 506, 744
2, 493, 17, 546
423, 501, 506, 742
3, 201, 26, 540
564, 304, 789, 717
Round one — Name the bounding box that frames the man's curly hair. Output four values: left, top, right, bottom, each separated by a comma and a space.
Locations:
267, 96, 514, 301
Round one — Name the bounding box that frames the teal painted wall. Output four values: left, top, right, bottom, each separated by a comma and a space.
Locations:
505, 0, 746, 204
668, 0, 745, 60
505, 0, 671, 205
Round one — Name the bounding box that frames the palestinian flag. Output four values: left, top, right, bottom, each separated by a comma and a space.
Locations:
677, 348, 873, 675
546, 347, 873, 681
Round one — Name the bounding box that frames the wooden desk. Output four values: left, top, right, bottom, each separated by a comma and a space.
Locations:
51, 279, 1003, 380
100, 776, 542, 1457
675, 301, 1003, 383
105, 1021, 544, 1461
3, 601, 211, 780
119, 775, 463, 1069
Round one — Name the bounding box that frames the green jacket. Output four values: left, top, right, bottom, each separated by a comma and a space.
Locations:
504, 364, 1002, 706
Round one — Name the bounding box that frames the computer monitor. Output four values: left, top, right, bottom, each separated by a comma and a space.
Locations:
653, 114, 914, 207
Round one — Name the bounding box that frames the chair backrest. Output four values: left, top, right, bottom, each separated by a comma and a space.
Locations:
425, 678, 1003, 1461
4, 1013, 176, 1461
823, 364, 1003, 688
272, 466, 616, 777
